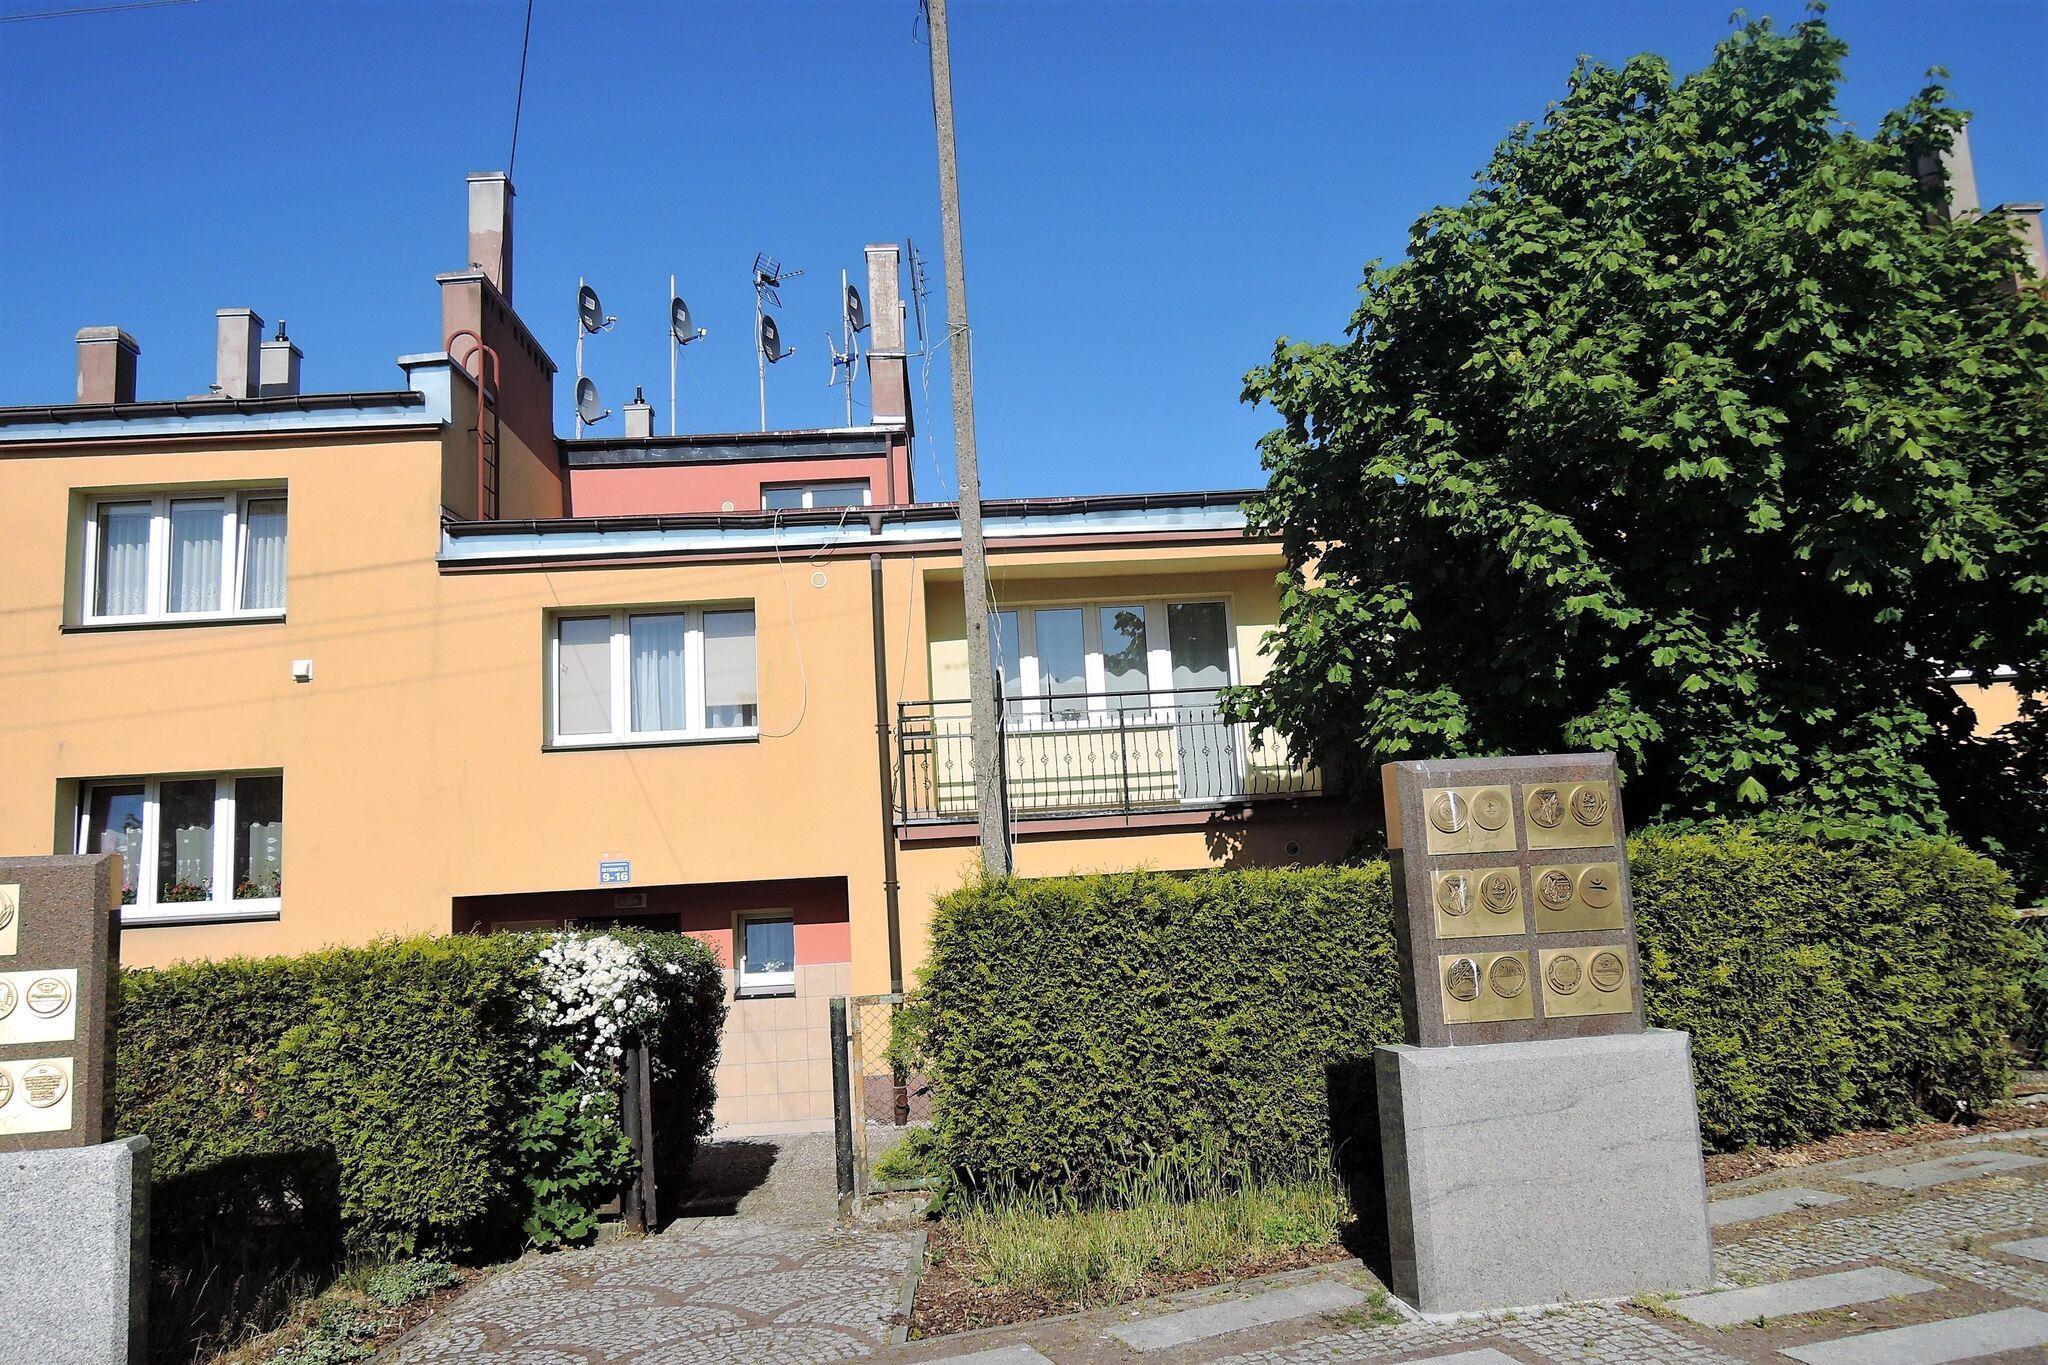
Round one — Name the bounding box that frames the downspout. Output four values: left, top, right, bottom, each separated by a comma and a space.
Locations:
870, 550, 906, 994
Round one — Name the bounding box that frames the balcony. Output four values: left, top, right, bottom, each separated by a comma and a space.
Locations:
895, 688, 1322, 824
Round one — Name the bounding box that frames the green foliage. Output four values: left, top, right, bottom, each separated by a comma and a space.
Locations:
918, 867, 1401, 1193
2015, 914, 2048, 1063
1236, 13, 2048, 893
117, 932, 725, 1360
513, 1044, 635, 1248
917, 839, 2024, 1191
361, 1260, 460, 1309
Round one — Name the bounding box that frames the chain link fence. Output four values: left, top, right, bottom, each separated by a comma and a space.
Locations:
830, 993, 933, 1201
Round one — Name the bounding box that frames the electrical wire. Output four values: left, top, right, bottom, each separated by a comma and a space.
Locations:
507, 0, 536, 176
1, 0, 194, 22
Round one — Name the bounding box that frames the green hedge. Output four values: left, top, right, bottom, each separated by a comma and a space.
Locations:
117, 932, 725, 1362
916, 832, 2027, 1193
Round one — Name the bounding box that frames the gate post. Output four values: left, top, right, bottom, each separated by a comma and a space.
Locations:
829, 998, 855, 1201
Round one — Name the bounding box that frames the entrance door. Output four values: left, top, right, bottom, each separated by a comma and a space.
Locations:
1167, 601, 1242, 801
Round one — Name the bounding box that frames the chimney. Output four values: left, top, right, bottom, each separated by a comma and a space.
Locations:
75, 327, 140, 404
623, 386, 654, 439
259, 319, 303, 397
468, 171, 515, 300
1914, 122, 1981, 221
1995, 203, 2047, 292
216, 308, 263, 399
864, 242, 911, 429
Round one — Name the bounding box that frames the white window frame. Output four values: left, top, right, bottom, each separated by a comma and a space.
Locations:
80, 490, 287, 626
74, 772, 283, 926
760, 480, 873, 511
991, 597, 1238, 726
548, 606, 760, 748
736, 912, 797, 997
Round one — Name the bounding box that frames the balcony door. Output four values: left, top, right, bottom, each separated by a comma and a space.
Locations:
1167, 601, 1243, 802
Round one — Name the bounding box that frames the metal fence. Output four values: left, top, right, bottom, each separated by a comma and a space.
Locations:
830, 993, 933, 1202
896, 688, 1321, 823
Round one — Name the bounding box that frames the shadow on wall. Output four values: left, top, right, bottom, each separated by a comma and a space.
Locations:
1326, 1057, 1394, 1287
149, 1150, 347, 1365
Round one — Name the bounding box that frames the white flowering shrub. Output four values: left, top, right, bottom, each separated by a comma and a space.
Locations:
532, 933, 665, 1077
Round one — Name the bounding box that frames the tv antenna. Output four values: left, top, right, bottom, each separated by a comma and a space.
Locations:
906, 237, 932, 360
574, 278, 617, 435
668, 276, 707, 436
827, 273, 868, 425
752, 252, 802, 430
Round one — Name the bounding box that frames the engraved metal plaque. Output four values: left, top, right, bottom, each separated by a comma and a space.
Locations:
1383, 754, 1644, 1046
1529, 862, 1627, 933
0, 885, 15, 958
0, 969, 77, 1047
1524, 780, 1617, 850
1438, 950, 1536, 1024
1421, 785, 1517, 855
1539, 945, 1635, 1017
0, 1057, 74, 1137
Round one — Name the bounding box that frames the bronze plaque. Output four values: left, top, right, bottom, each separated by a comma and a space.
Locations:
1383, 753, 1644, 1046
1434, 868, 1526, 939
1523, 780, 1617, 850
1529, 862, 1627, 933
1538, 945, 1636, 1017
1438, 950, 1536, 1024
1421, 785, 1517, 855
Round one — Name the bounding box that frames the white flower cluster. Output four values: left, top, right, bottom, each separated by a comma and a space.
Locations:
532, 933, 665, 1080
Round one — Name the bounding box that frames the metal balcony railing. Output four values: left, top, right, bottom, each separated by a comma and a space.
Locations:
895, 688, 1322, 824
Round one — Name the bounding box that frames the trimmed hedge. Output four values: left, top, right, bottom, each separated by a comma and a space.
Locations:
117, 932, 724, 1362
916, 832, 2027, 1192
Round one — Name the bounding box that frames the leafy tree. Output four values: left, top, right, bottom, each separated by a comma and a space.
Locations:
1238, 11, 2048, 889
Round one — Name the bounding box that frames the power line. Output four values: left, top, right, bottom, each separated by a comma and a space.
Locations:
507, 0, 536, 176
1, 0, 195, 23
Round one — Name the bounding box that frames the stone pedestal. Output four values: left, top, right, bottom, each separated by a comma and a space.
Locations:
0, 1134, 150, 1363
1375, 1029, 1712, 1315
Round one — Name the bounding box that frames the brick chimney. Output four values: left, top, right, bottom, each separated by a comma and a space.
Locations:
215, 308, 263, 398
623, 386, 654, 439
259, 320, 303, 397
75, 327, 140, 404
468, 172, 514, 300
864, 243, 911, 430
1914, 123, 1981, 221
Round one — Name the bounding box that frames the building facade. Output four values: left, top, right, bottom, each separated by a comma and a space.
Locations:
0, 176, 1350, 1131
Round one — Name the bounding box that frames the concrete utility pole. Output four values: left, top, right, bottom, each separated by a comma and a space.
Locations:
925, 0, 1012, 878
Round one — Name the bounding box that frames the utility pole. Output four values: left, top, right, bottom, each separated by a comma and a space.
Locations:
925, 0, 1012, 878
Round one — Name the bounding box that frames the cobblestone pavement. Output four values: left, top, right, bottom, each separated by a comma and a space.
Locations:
385, 1125, 2048, 1363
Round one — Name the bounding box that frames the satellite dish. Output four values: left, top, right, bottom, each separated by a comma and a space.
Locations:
671, 297, 694, 343
578, 284, 604, 334
760, 315, 785, 364
575, 376, 605, 424
846, 284, 867, 333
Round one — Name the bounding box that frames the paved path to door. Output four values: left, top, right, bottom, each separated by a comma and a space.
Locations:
385, 1122, 2048, 1363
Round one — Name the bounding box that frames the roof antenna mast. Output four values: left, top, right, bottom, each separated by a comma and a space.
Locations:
752, 252, 801, 430
574, 278, 617, 435
828, 270, 868, 426
668, 276, 706, 436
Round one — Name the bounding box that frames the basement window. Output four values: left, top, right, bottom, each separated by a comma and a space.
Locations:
550, 607, 759, 747
738, 915, 796, 997
81, 491, 287, 626
77, 772, 283, 924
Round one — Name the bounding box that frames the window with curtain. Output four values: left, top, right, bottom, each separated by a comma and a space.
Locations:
738, 915, 796, 995
82, 491, 287, 624
982, 598, 1233, 722
79, 773, 284, 922
761, 480, 870, 510
551, 606, 759, 745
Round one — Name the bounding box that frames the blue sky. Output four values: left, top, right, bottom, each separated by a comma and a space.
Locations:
3, 0, 2043, 499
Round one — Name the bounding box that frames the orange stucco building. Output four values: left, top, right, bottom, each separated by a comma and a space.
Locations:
0, 177, 1350, 1131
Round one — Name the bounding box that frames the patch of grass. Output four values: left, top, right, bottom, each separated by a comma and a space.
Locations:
873, 1127, 946, 1185
939, 1153, 1348, 1307
208, 1260, 463, 1365
1323, 1289, 1404, 1329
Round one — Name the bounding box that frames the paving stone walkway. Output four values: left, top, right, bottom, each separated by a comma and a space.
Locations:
383, 1123, 2048, 1364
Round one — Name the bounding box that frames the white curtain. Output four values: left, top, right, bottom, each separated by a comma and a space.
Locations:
556, 617, 614, 736
629, 614, 688, 732
239, 499, 287, 611
168, 500, 224, 613
703, 610, 758, 728
95, 503, 151, 616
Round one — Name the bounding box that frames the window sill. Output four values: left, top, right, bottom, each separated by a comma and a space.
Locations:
734, 988, 796, 1001
66, 612, 286, 634
544, 730, 761, 753
120, 898, 281, 928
